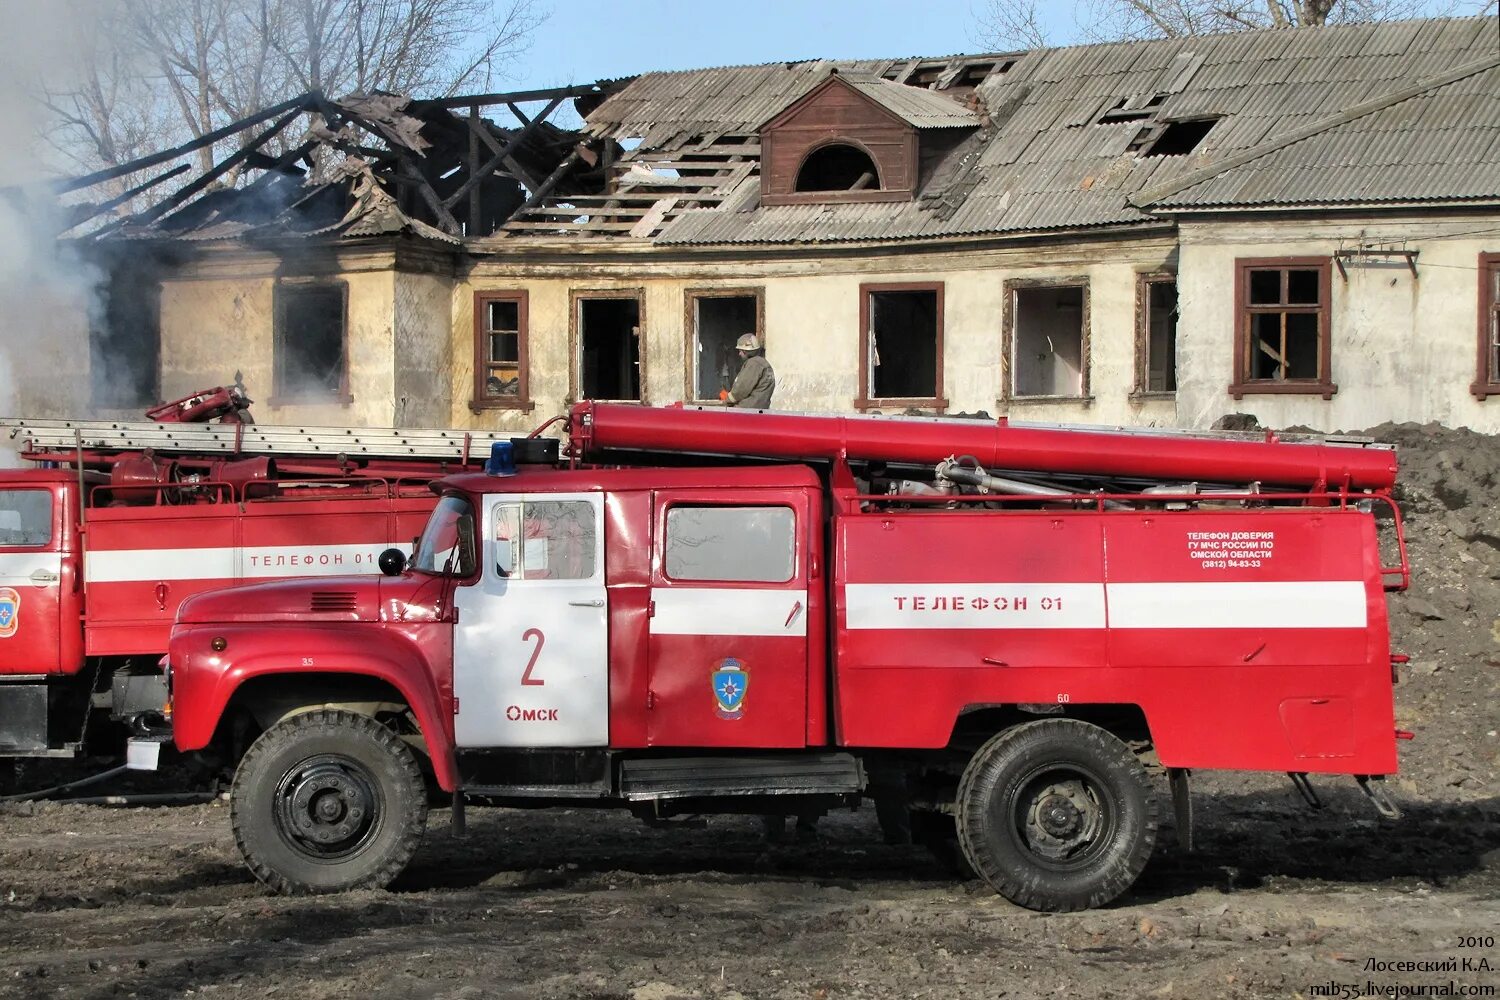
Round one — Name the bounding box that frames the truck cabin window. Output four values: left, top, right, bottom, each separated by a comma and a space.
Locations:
0, 490, 53, 547
665, 505, 795, 583
492, 500, 597, 580
412, 496, 476, 576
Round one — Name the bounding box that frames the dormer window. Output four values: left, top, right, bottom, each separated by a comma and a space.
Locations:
796, 143, 881, 193
760, 72, 979, 207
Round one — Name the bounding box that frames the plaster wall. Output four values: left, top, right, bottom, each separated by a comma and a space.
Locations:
1175, 215, 1500, 432
156, 248, 402, 426
394, 270, 455, 427
454, 234, 1179, 431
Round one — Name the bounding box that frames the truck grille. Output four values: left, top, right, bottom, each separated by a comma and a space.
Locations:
309, 591, 358, 613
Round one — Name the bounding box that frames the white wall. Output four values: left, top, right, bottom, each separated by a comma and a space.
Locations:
1176, 215, 1500, 432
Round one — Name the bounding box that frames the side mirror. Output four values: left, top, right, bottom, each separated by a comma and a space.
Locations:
378, 548, 407, 576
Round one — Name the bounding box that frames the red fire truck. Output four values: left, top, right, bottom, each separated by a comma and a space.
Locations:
158, 402, 1409, 911
0, 386, 515, 760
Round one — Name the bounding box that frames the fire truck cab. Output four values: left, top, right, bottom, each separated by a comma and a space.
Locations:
163, 402, 1409, 911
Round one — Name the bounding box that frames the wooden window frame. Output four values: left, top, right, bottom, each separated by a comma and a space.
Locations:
682, 287, 766, 404
470, 290, 533, 412
569, 288, 647, 405
1133, 272, 1177, 399
1471, 252, 1500, 400
1000, 276, 1092, 404
856, 281, 948, 412
270, 278, 352, 406
1230, 257, 1336, 400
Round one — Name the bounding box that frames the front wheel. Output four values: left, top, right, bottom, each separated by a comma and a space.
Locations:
956, 719, 1157, 911
231, 709, 428, 894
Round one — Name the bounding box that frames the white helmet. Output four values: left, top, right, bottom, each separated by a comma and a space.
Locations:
735, 334, 760, 351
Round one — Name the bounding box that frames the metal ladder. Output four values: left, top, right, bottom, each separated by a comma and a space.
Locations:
0, 416, 520, 463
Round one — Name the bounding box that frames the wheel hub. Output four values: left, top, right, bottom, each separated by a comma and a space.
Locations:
1019, 777, 1104, 863
274, 756, 379, 860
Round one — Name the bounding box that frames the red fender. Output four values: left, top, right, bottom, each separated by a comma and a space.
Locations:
169, 622, 458, 790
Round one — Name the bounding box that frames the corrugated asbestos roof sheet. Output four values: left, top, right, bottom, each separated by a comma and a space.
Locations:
567, 16, 1500, 246
1141, 58, 1500, 208
841, 75, 983, 129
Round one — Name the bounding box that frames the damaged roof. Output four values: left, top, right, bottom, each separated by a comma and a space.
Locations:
55, 15, 1500, 252
506, 15, 1499, 246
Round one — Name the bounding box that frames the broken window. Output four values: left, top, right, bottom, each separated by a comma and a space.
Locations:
1138, 277, 1178, 394
1142, 118, 1217, 157
1475, 253, 1500, 398
274, 282, 347, 400
688, 291, 761, 400
473, 292, 529, 407
796, 144, 881, 193
91, 260, 161, 408
1010, 283, 1088, 398
577, 294, 642, 401
1233, 259, 1332, 396
862, 284, 943, 403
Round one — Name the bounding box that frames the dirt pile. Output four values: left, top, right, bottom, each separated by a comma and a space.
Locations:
1357, 422, 1500, 799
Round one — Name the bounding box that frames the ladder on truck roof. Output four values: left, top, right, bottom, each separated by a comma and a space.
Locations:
0, 416, 518, 463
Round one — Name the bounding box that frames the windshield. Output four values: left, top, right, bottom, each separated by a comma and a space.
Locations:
412, 495, 476, 576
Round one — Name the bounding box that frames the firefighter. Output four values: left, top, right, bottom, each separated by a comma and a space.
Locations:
719, 334, 775, 409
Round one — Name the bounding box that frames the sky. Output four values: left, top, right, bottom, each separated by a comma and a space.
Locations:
503, 0, 1061, 89
503, 0, 1496, 90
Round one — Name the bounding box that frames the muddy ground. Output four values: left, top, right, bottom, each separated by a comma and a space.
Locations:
1, 780, 1499, 1000
3, 421, 1500, 999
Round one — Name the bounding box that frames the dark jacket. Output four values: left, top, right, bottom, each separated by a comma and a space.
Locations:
728, 354, 775, 408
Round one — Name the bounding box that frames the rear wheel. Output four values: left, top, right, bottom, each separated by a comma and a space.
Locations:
231, 709, 427, 894
956, 719, 1156, 911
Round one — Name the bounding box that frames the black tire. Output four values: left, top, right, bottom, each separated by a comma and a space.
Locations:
956, 719, 1157, 912
230, 709, 427, 894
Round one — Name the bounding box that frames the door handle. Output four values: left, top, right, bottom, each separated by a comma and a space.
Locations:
30, 569, 57, 585
568, 599, 604, 607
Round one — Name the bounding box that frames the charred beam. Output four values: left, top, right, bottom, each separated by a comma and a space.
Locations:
60, 162, 191, 234
514, 146, 587, 216
413, 84, 612, 110
57, 93, 316, 195
128, 107, 307, 229
443, 96, 564, 211
399, 152, 461, 234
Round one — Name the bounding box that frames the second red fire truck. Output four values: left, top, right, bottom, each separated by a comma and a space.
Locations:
156, 402, 1409, 911
0, 386, 515, 761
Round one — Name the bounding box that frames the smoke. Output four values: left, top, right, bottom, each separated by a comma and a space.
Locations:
0, 1, 117, 464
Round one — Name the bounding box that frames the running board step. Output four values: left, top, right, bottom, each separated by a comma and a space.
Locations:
618, 753, 864, 802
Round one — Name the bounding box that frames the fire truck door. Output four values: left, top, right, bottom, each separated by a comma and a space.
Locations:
0, 487, 63, 676
0, 485, 66, 677
646, 491, 810, 748
452, 492, 608, 748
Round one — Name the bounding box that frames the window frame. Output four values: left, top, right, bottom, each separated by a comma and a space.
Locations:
683, 287, 765, 404
1230, 257, 1336, 400
1133, 272, 1178, 398
1001, 276, 1092, 404
470, 290, 533, 412
271, 279, 351, 405
856, 281, 948, 412
1471, 252, 1500, 400
569, 287, 648, 404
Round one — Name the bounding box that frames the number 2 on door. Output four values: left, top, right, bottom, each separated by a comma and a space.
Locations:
521, 628, 545, 685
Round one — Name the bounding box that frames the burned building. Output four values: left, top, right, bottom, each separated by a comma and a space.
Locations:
29, 14, 1500, 433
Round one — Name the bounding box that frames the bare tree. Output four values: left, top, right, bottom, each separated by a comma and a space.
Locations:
976, 0, 1493, 47
41, 0, 546, 179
